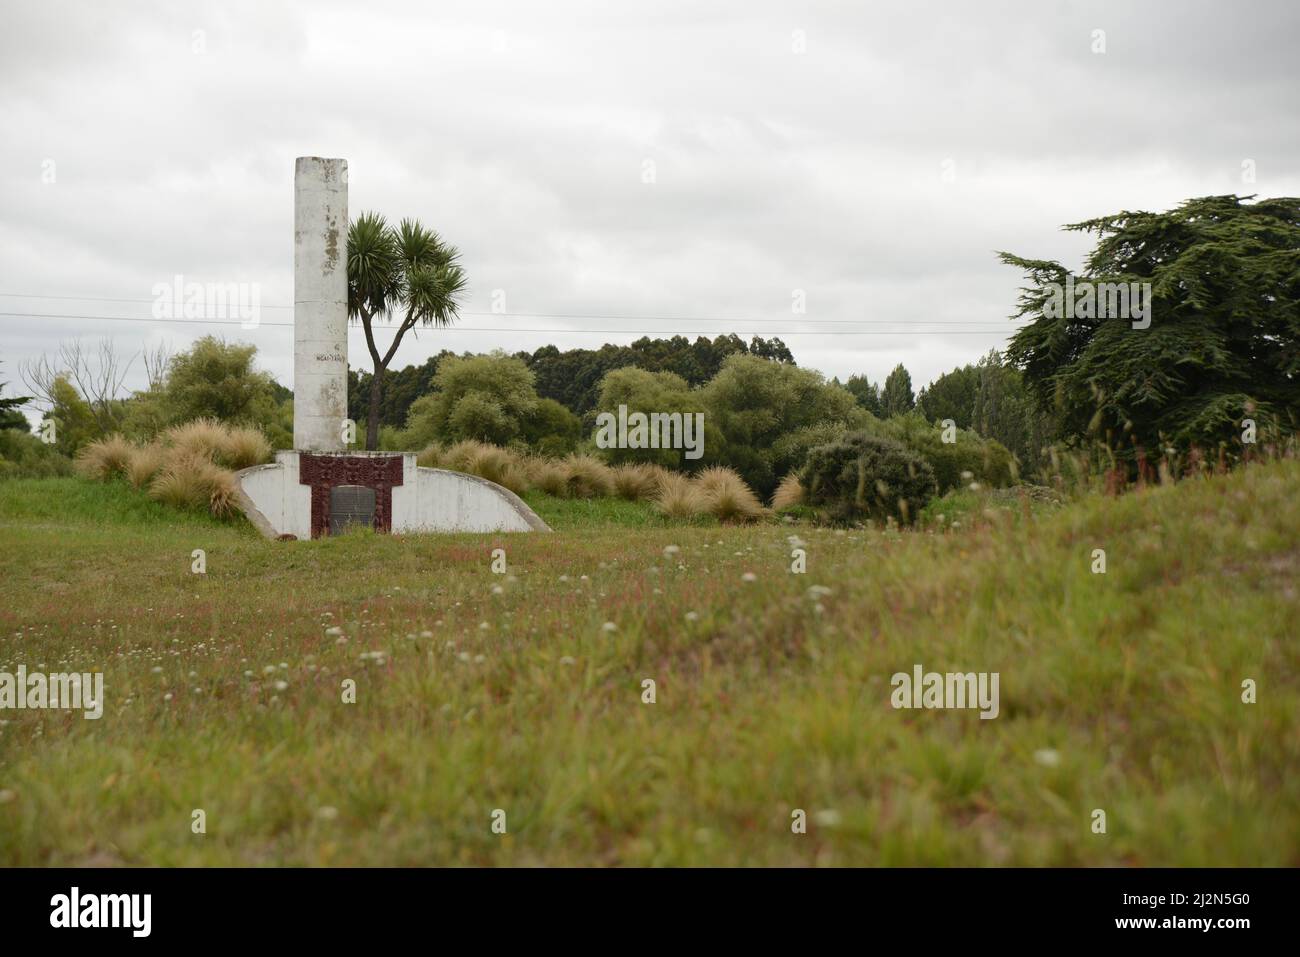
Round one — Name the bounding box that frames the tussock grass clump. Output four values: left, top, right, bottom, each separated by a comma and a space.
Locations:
693, 466, 765, 522
74, 435, 135, 481
653, 471, 705, 518
466, 445, 530, 495
220, 426, 272, 470
415, 444, 444, 468
148, 454, 238, 517
527, 458, 570, 497
610, 462, 669, 501
439, 440, 495, 473
771, 473, 805, 511
562, 454, 615, 498
162, 418, 229, 462
125, 443, 167, 489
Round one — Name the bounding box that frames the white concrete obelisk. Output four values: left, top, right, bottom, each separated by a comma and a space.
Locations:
293, 156, 349, 451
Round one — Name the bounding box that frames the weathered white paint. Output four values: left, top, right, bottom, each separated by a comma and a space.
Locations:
234, 452, 550, 539
235, 452, 313, 539
293, 156, 348, 451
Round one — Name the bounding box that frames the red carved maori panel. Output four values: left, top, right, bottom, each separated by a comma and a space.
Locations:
298, 454, 404, 539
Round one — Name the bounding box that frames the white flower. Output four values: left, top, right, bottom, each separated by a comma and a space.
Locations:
163, 693, 173, 701
813, 809, 842, 827
807, 585, 832, 598
491, 585, 504, 595
559, 656, 576, 666
274, 681, 288, 692
685, 611, 699, 622
1033, 748, 1061, 768
316, 806, 339, 821
741, 572, 757, 582
479, 622, 490, 631
663, 545, 680, 557
602, 622, 617, 633
0, 790, 15, 804
325, 626, 343, 637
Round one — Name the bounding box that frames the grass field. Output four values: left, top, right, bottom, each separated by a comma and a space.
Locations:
0, 463, 1296, 866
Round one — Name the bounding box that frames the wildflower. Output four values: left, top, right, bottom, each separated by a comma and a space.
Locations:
1034, 749, 1061, 768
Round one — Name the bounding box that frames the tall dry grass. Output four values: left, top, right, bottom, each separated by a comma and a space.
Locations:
148, 453, 239, 517
692, 466, 765, 522
653, 472, 705, 518
610, 463, 669, 501
125, 443, 167, 489
526, 458, 570, 497
73, 435, 135, 481
561, 454, 615, 498
771, 473, 805, 511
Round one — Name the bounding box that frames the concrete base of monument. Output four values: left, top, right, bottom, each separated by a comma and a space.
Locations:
233, 450, 551, 540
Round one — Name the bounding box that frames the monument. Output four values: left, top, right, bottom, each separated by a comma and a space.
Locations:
233, 157, 550, 540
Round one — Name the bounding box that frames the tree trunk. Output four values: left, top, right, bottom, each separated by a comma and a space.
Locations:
366, 365, 385, 450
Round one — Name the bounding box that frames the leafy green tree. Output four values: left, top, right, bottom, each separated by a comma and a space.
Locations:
592, 367, 709, 468
0, 365, 30, 432
162, 336, 279, 427
348, 213, 468, 449
404, 352, 538, 447
916, 365, 978, 429
522, 398, 584, 456
970, 350, 1054, 480
1000, 195, 1300, 462
703, 354, 862, 495
45, 377, 98, 455
844, 374, 884, 417
881, 363, 915, 418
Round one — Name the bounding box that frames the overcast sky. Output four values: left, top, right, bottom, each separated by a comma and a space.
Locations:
3, 0, 1298, 419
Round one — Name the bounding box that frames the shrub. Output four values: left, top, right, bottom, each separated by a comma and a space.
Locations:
652, 472, 704, 518
0, 428, 72, 479
694, 468, 765, 522
877, 413, 1016, 492
771, 473, 804, 511
561, 454, 615, 498
73, 434, 134, 481
800, 431, 937, 525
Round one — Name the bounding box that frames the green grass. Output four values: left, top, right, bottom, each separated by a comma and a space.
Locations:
0, 462, 1296, 865
521, 489, 718, 529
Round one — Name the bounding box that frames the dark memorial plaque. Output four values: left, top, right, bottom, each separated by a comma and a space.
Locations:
329, 485, 376, 535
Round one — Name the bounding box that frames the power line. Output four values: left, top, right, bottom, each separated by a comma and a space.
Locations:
0, 292, 1014, 327
0, 310, 1015, 336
